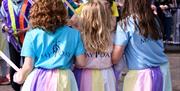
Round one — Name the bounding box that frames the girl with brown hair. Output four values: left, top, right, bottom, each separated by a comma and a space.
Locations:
112, 0, 172, 91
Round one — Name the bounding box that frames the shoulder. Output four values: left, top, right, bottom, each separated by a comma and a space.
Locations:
116, 16, 137, 38
26, 28, 44, 36
28, 27, 43, 33
61, 25, 81, 35
118, 16, 134, 31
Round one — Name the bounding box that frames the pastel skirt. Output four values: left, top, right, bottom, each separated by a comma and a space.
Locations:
74, 67, 116, 91
123, 62, 172, 91
21, 68, 78, 91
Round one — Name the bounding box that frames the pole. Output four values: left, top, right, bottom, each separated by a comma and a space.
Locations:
0, 51, 20, 71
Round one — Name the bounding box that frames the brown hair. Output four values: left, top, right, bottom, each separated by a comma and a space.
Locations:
79, 1, 113, 53
29, 0, 67, 32
121, 0, 162, 40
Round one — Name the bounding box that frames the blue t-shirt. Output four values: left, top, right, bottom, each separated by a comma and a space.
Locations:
21, 25, 85, 69
114, 16, 168, 70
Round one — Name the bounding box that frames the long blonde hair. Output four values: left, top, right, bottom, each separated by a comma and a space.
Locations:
79, 1, 113, 53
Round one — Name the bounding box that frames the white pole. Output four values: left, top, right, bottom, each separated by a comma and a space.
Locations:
0, 51, 20, 71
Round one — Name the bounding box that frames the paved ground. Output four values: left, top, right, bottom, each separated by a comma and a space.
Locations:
169, 53, 180, 91
0, 53, 180, 91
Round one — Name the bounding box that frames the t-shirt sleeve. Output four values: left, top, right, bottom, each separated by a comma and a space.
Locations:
75, 31, 85, 56
114, 24, 129, 46
21, 31, 35, 59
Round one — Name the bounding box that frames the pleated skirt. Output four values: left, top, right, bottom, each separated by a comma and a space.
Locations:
74, 67, 116, 91
21, 68, 78, 91
123, 62, 172, 91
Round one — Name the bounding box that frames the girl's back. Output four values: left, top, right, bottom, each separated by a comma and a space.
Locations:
22, 26, 83, 69
115, 16, 168, 70
14, 0, 86, 91
84, 46, 113, 69
113, 0, 172, 90
74, 1, 116, 91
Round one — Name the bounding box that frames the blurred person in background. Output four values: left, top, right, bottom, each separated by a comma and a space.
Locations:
152, 0, 176, 41
0, 3, 10, 84
1, 0, 32, 90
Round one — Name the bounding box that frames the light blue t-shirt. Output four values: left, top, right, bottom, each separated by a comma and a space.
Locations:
114, 16, 168, 70
21, 26, 85, 69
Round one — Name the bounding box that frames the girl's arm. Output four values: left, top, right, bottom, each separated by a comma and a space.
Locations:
112, 45, 125, 64
13, 57, 34, 84
14, 26, 31, 36
75, 54, 86, 67
67, 15, 80, 30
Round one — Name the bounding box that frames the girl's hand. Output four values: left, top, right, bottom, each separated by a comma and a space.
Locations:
160, 5, 169, 10
13, 57, 34, 84
13, 30, 25, 37
14, 27, 30, 36
151, 4, 157, 15
13, 68, 25, 84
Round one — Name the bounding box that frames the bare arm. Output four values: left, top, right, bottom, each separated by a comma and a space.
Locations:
75, 54, 86, 67
112, 45, 125, 64
67, 15, 80, 30
14, 26, 31, 36
13, 57, 34, 84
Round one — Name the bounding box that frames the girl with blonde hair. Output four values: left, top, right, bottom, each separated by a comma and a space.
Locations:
73, 1, 116, 91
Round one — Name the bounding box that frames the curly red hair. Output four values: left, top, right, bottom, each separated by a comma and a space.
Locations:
29, 0, 67, 32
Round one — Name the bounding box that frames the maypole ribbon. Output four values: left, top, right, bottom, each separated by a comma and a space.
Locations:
62, 0, 78, 15
13, 0, 33, 28
0, 51, 20, 71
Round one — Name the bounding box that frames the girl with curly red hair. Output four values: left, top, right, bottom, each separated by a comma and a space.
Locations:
13, 0, 86, 90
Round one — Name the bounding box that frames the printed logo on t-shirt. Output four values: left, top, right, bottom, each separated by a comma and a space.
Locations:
140, 38, 154, 44
85, 52, 111, 58
42, 40, 72, 58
